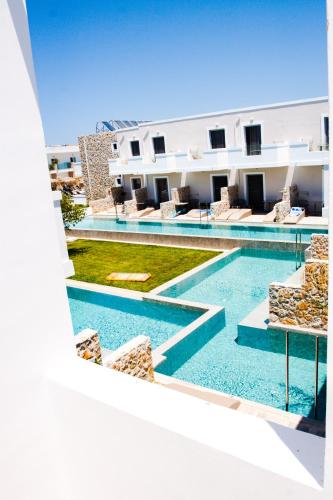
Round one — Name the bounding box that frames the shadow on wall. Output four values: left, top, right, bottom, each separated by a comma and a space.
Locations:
237, 327, 327, 363
156, 310, 226, 376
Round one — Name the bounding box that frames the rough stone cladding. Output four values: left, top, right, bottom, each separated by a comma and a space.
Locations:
104, 335, 155, 382
211, 185, 238, 217
89, 187, 124, 214
311, 234, 328, 260
171, 186, 190, 203
75, 328, 103, 364
78, 131, 118, 201
160, 200, 176, 218
269, 259, 328, 331
274, 185, 298, 222
123, 187, 148, 215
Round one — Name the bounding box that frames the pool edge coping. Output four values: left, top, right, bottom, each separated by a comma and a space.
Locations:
150, 247, 239, 294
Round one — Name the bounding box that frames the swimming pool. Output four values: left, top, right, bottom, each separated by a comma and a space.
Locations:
156, 249, 327, 419
68, 286, 202, 350
74, 217, 327, 242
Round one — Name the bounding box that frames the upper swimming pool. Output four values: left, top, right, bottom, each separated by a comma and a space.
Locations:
156, 248, 327, 419
74, 217, 327, 242
68, 286, 202, 351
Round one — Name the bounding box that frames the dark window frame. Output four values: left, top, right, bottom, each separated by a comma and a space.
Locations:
130, 177, 142, 190
130, 140, 141, 157
209, 128, 226, 149
152, 136, 166, 155
244, 124, 262, 156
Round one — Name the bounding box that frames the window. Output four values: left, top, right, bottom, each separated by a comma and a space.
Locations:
209, 129, 226, 149
115, 175, 123, 187
152, 136, 165, 154
131, 177, 142, 190
324, 116, 329, 149
70, 156, 76, 163
245, 125, 262, 156
130, 140, 141, 157
112, 142, 118, 152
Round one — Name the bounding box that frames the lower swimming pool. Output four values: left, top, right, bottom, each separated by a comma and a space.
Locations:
68, 286, 202, 350
157, 248, 327, 419
75, 217, 327, 243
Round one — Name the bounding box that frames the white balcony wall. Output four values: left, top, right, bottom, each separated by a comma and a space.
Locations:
109, 144, 329, 176
115, 98, 328, 164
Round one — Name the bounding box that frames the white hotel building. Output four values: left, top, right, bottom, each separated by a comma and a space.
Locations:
109, 97, 330, 216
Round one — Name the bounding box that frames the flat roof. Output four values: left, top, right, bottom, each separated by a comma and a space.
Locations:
115, 96, 328, 132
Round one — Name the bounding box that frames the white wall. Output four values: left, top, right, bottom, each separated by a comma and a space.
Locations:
46, 144, 80, 165
2, 2, 333, 500
116, 99, 328, 161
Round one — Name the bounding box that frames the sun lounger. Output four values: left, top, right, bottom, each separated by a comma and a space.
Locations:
227, 209, 252, 221
143, 209, 161, 219
263, 210, 276, 223
283, 207, 305, 224
128, 207, 155, 219
105, 205, 123, 215
186, 209, 209, 218
215, 209, 237, 221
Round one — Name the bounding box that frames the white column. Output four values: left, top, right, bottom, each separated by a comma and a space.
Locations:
180, 170, 187, 186
0, 2, 75, 498
322, 164, 329, 217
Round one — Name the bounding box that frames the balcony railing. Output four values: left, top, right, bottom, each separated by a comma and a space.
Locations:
109, 143, 329, 176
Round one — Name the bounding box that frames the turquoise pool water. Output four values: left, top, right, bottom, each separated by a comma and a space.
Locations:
68, 287, 201, 350
157, 249, 327, 419
75, 217, 327, 242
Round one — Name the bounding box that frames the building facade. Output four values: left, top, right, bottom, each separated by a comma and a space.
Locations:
46, 144, 82, 180
109, 97, 329, 215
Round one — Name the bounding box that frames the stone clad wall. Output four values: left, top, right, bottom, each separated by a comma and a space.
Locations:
274, 185, 298, 222
210, 185, 238, 217
160, 200, 176, 218
75, 328, 103, 364
89, 187, 124, 214
78, 132, 118, 201
75, 329, 155, 382
269, 259, 328, 331
104, 335, 155, 382
311, 234, 329, 260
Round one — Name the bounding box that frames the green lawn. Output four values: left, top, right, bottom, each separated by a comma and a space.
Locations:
67, 239, 220, 292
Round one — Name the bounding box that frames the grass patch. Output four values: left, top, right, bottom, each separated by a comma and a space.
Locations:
67, 239, 221, 292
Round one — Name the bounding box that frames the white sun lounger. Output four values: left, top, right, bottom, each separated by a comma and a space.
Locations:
263, 210, 276, 223
142, 209, 161, 219
283, 207, 305, 224
215, 209, 238, 221
128, 207, 155, 218
186, 209, 209, 218
227, 209, 252, 221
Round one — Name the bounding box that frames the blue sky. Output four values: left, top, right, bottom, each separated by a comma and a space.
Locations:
27, 0, 328, 145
